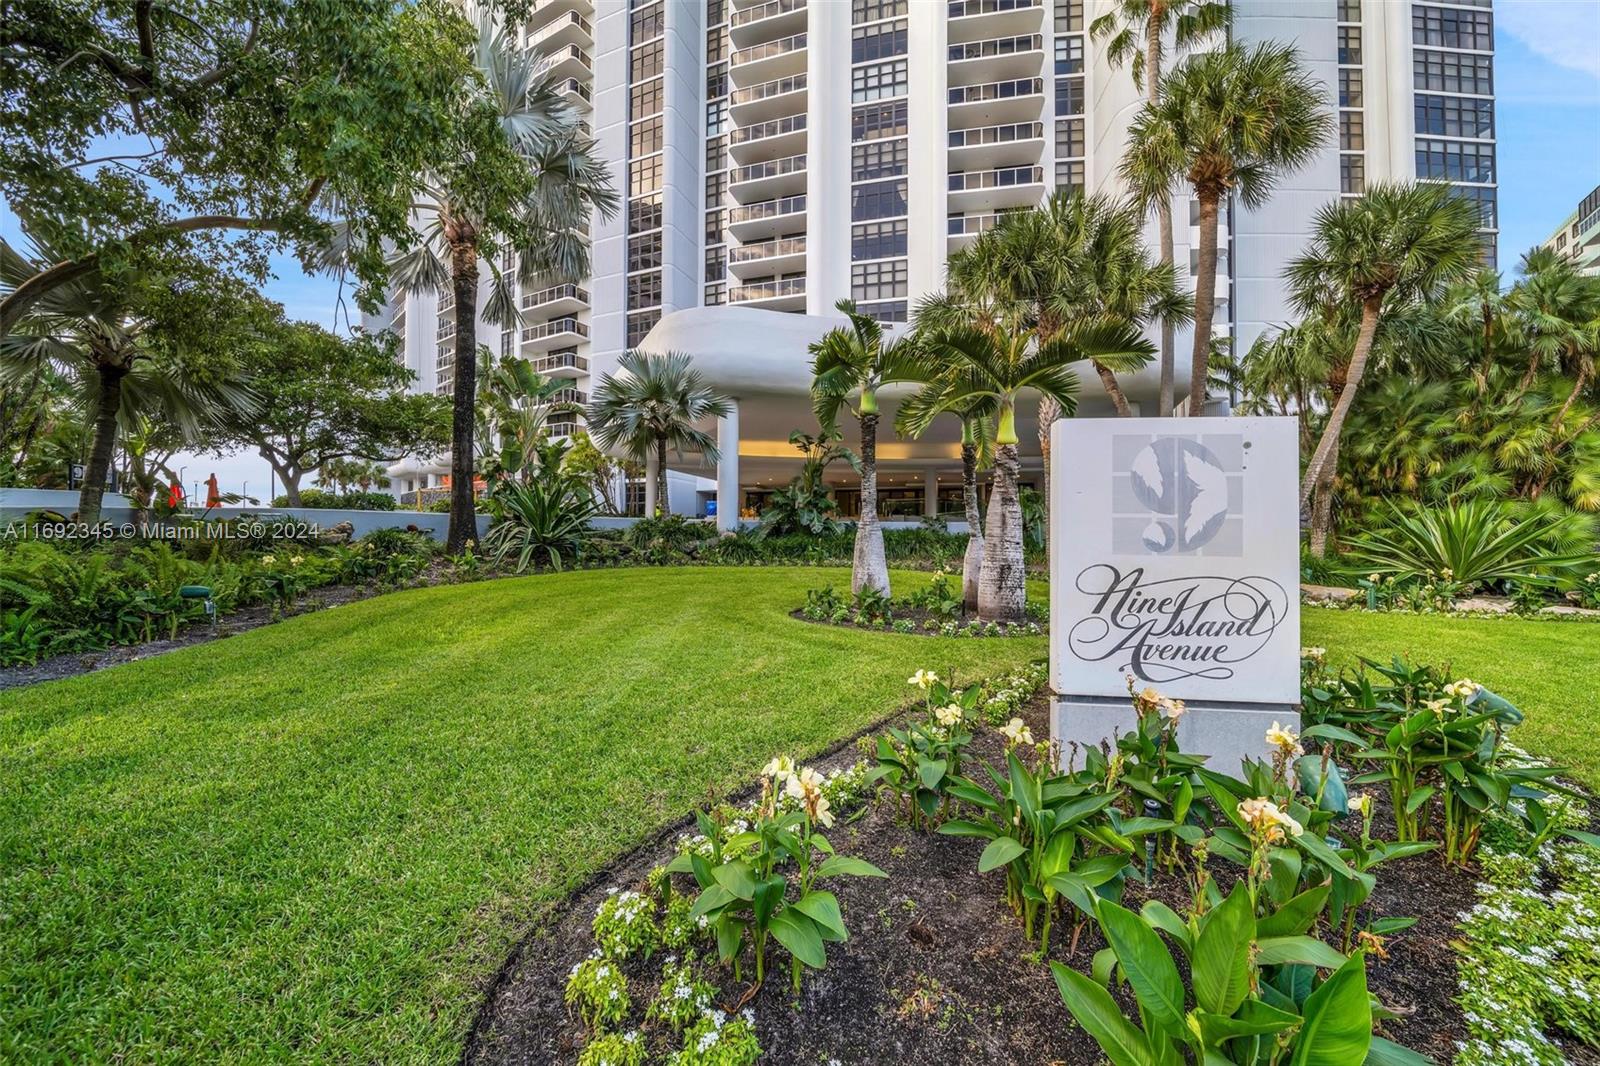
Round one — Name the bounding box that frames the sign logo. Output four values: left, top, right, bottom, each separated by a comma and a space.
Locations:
1113, 434, 1244, 556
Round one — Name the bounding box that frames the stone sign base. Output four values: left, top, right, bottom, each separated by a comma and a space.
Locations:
1051, 694, 1300, 779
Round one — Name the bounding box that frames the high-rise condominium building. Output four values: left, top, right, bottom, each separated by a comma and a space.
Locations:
1541, 184, 1600, 277
372, 0, 1498, 502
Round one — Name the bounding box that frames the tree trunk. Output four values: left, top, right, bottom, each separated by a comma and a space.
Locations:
1187, 189, 1222, 417
1299, 295, 1383, 532
1036, 394, 1058, 567
447, 244, 480, 552
654, 434, 670, 517
276, 466, 304, 506
1308, 456, 1337, 556
960, 438, 983, 614
77, 360, 129, 525
978, 443, 1025, 623
1094, 361, 1135, 416
853, 412, 890, 596
1549, 362, 1590, 433
1146, 9, 1177, 418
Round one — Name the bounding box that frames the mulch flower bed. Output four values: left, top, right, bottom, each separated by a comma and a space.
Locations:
465, 691, 1485, 1065
788, 606, 1044, 638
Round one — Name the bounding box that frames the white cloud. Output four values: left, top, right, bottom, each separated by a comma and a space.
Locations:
1497, 0, 1600, 81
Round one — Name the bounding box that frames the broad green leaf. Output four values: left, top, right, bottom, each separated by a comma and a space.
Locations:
815, 855, 887, 879
1404, 785, 1436, 814
1192, 884, 1254, 1016
979, 836, 1028, 873
1139, 900, 1192, 954
714, 913, 745, 963
711, 860, 757, 900
1364, 1036, 1433, 1065
768, 908, 826, 969
1097, 901, 1186, 1032
1050, 962, 1160, 1066
1192, 999, 1302, 1045
1256, 936, 1348, 969
1258, 886, 1332, 939
937, 818, 1000, 839
918, 758, 948, 791
689, 883, 736, 920
792, 890, 847, 940
1291, 951, 1373, 1066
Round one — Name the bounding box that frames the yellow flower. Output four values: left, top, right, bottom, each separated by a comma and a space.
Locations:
261, 554, 275, 565
1300, 646, 1326, 663
1347, 792, 1372, 817
761, 756, 794, 782
289, 555, 304, 566
1444, 679, 1479, 701
1157, 696, 1186, 723
934, 704, 964, 727
998, 717, 1034, 747
1422, 698, 1452, 714
811, 793, 834, 829
1237, 797, 1303, 840
907, 669, 939, 691
785, 765, 823, 802
1264, 721, 1303, 756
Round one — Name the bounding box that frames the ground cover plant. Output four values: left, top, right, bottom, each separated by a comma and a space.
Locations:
0, 567, 1043, 1062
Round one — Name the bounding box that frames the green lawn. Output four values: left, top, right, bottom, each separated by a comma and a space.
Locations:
0, 567, 1043, 1063
1304, 609, 1600, 789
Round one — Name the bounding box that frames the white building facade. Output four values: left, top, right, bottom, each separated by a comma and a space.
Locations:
371, 0, 1499, 510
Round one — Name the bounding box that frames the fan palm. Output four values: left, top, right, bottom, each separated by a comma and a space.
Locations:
1091, 0, 1230, 415
585, 350, 731, 518
350, 4, 617, 551
1504, 247, 1600, 434
810, 299, 925, 595
1122, 42, 1331, 417
1287, 181, 1482, 554
0, 233, 254, 524
906, 320, 1154, 622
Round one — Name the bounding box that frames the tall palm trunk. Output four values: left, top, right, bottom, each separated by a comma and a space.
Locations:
446, 237, 480, 552
1549, 361, 1590, 433
1094, 361, 1135, 416
78, 357, 130, 525
1300, 294, 1383, 555
1187, 188, 1222, 416
960, 435, 983, 613
978, 442, 1026, 623
1036, 394, 1058, 563
1146, 5, 1179, 417
854, 412, 889, 595
654, 434, 671, 517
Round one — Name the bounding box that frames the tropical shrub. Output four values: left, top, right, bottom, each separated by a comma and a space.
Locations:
483, 469, 599, 572
1344, 499, 1594, 591
668, 1009, 760, 1066
564, 955, 631, 1029
646, 956, 714, 1032
871, 669, 982, 828
624, 514, 714, 561
592, 889, 659, 961
576, 1030, 646, 1066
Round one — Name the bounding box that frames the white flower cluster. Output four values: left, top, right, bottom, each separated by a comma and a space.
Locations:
672, 761, 873, 860
668, 1006, 760, 1066
592, 888, 659, 960
979, 661, 1048, 726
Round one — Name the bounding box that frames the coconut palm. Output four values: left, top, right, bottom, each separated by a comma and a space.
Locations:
1287, 181, 1482, 554
0, 233, 253, 524
585, 350, 731, 518
810, 299, 924, 596
1123, 42, 1332, 417
905, 320, 1154, 622
358, 4, 616, 551
1091, 0, 1231, 416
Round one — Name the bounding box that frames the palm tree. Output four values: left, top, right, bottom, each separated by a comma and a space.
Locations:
479, 354, 582, 483
1505, 247, 1600, 432
361, 4, 616, 551
905, 320, 1153, 622
1123, 42, 1331, 417
1287, 181, 1482, 554
810, 299, 924, 596
1091, 0, 1230, 416
897, 390, 994, 612
0, 235, 252, 524
586, 350, 731, 517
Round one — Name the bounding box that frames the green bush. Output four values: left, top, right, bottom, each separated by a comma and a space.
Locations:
273, 490, 397, 511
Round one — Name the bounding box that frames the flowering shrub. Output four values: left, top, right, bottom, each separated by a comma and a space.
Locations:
871, 670, 982, 828
660, 890, 704, 950
979, 661, 1048, 726
669, 1009, 760, 1066
565, 954, 630, 1029
647, 955, 715, 1032
576, 1029, 646, 1066
592, 888, 659, 960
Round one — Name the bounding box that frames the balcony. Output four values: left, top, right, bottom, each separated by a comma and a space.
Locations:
538, 43, 591, 84
730, 32, 806, 87
729, 0, 807, 50
521, 317, 588, 351
730, 72, 807, 125
947, 211, 1022, 247
546, 418, 581, 439
728, 275, 806, 312
947, 77, 1044, 126
556, 77, 592, 111
529, 10, 592, 51
948, 165, 1045, 210
524, 0, 594, 34
947, 33, 1044, 85
521, 283, 589, 316
546, 387, 587, 406
729, 152, 807, 203
729, 113, 806, 165
728, 235, 806, 280
947, 0, 1043, 44
727, 193, 807, 241
947, 121, 1046, 168
530, 349, 589, 377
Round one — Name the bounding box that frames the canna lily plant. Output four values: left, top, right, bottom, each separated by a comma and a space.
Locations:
871, 670, 983, 828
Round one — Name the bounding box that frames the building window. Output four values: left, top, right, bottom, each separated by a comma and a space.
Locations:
629, 77, 663, 117
626, 310, 660, 348
706, 136, 728, 174
856, 299, 907, 324
629, 193, 662, 234
1055, 76, 1084, 116
628, 269, 662, 309
500, 329, 513, 359
630, 39, 663, 81
707, 25, 727, 64
1054, 36, 1084, 75
705, 171, 727, 209
1055, 159, 1085, 195
1336, 0, 1360, 22
705, 246, 726, 283
704, 282, 726, 306
1453, 185, 1498, 229
629, 154, 662, 196
851, 99, 908, 141
1413, 6, 1493, 51
1055, 118, 1084, 159
706, 64, 728, 101
630, 1, 663, 42
628, 231, 663, 272
851, 179, 908, 221
852, 0, 907, 23
851, 59, 908, 102
851, 138, 908, 180
1340, 112, 1364, 151
1414, 94, 1494, 139
1339, 68, 1363, 108
851, 260, 908, 302
1416, 138, 1496, 184
851, 219, 908, 261
707, 0, 725, 25
852, 19, 907, 63
1414, 50, 1493, 95
630, 116, 662, 157
1337, 26, 1362, 65
704, 208, 726, 243
1054, 0, 1084, 33
1340, 154, 1365, 195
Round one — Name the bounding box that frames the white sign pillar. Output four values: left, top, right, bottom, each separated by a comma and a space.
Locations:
717, 400, 740, 534
1049, 417, 1300, 776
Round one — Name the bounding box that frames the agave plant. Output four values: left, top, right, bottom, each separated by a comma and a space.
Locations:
1344, 499, 1595, 588
482, 440, 598, 571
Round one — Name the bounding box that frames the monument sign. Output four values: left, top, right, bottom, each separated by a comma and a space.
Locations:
1049, 416, 1300, 773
